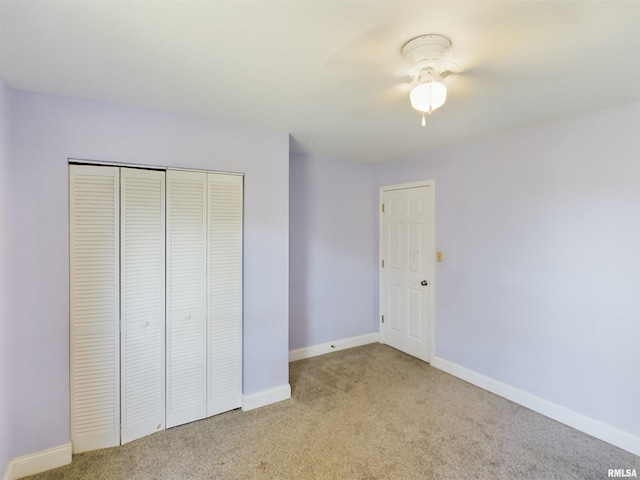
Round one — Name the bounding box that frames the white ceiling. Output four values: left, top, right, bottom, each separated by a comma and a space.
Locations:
1, 0, 639, 163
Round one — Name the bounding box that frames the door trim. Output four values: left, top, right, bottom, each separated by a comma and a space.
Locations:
379, 180, 436, 363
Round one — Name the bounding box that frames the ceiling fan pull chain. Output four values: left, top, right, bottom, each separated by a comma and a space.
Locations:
421, 112, 426, 127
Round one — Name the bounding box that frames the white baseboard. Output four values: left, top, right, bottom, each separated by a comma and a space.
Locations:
289, 332, 380, 362
242, 383, 291, 412
431, 356, 640, 456
10, 442, 72, 479
2, 460, 13, 480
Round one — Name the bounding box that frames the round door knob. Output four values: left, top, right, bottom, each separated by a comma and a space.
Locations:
421, 280, 428, 286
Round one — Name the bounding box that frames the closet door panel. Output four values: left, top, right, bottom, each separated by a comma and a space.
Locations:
207, 173, 243, 416
120, 168, 166, 444
70, 165, 120, 453
166, 170, 207, 428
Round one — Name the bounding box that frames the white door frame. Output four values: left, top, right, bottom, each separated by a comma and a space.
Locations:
379, 180, 436, 363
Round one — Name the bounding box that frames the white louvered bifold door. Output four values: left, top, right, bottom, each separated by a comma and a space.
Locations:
120, 168, 166, 444
166, 171, 207, 428
207, 173, 243, 416
69, 165, 120, 453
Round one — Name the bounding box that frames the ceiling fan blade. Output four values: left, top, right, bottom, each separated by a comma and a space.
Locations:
325, 22, 407, 78
440, 71, 459, 85
377, 81, 413, 101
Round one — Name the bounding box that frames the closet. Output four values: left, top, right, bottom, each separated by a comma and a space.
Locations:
69, 164, 242, 454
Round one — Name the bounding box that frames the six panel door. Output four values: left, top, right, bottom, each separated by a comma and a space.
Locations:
382, 185, 432, 362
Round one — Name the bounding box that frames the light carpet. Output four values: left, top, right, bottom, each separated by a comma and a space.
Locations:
25, 343, 639, 479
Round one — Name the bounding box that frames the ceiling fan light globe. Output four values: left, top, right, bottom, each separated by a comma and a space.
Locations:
409, 82, 447, 112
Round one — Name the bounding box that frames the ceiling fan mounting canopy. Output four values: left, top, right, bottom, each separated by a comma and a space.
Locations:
402, 34, 459, 78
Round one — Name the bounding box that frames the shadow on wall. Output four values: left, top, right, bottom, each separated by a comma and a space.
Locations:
288, 150, 378, 352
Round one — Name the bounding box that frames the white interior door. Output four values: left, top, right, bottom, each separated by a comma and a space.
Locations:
166, 170, 207, 428
69, 165, 120, 453
381, 183, 434, 362
207, 173, 243, 416
120, 167, 166, 444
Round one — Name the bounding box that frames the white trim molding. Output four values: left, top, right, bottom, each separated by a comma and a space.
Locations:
289, 332, 380, 362
431, 356, 640, 456
2, 460, 13, 480
9, 442, 72, 479
242, 384, 291, 412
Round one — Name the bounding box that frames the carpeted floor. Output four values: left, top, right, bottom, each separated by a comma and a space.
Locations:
25, 343, 639, 479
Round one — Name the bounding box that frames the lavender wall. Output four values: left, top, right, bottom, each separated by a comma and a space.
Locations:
376, 103, 640, 437
9, 91, 290, 458
289, 153, 378, 349
5, 83, 638, 467
0, 79, 13, 476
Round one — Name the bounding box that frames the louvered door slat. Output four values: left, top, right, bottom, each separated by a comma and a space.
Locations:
207, 173, 243, 416
120, 168, 166, 444
166, 170, 207, 428
70, 165, 120, 453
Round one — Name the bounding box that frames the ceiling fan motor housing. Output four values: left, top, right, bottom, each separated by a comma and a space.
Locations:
402, 34, 453, 78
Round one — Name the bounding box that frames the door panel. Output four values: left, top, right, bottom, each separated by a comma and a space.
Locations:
166, 170, 207, 428
408, 222, 423, 272
382, 184, 433, 362
120, 167, 166, 444
408, 288, 422, 339
207, 173, 243, 416
69, 165, 120, 453
390, 223, 402, 268
389, 284, 402, 332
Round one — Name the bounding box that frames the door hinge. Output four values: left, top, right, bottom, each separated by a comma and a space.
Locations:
381, 204, 385, 213
381, 259, 384, 268
381, 315, 385, 323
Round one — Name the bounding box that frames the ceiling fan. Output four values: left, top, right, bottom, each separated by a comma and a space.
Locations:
325, 29, 469, 124
401, 34, 462, 125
